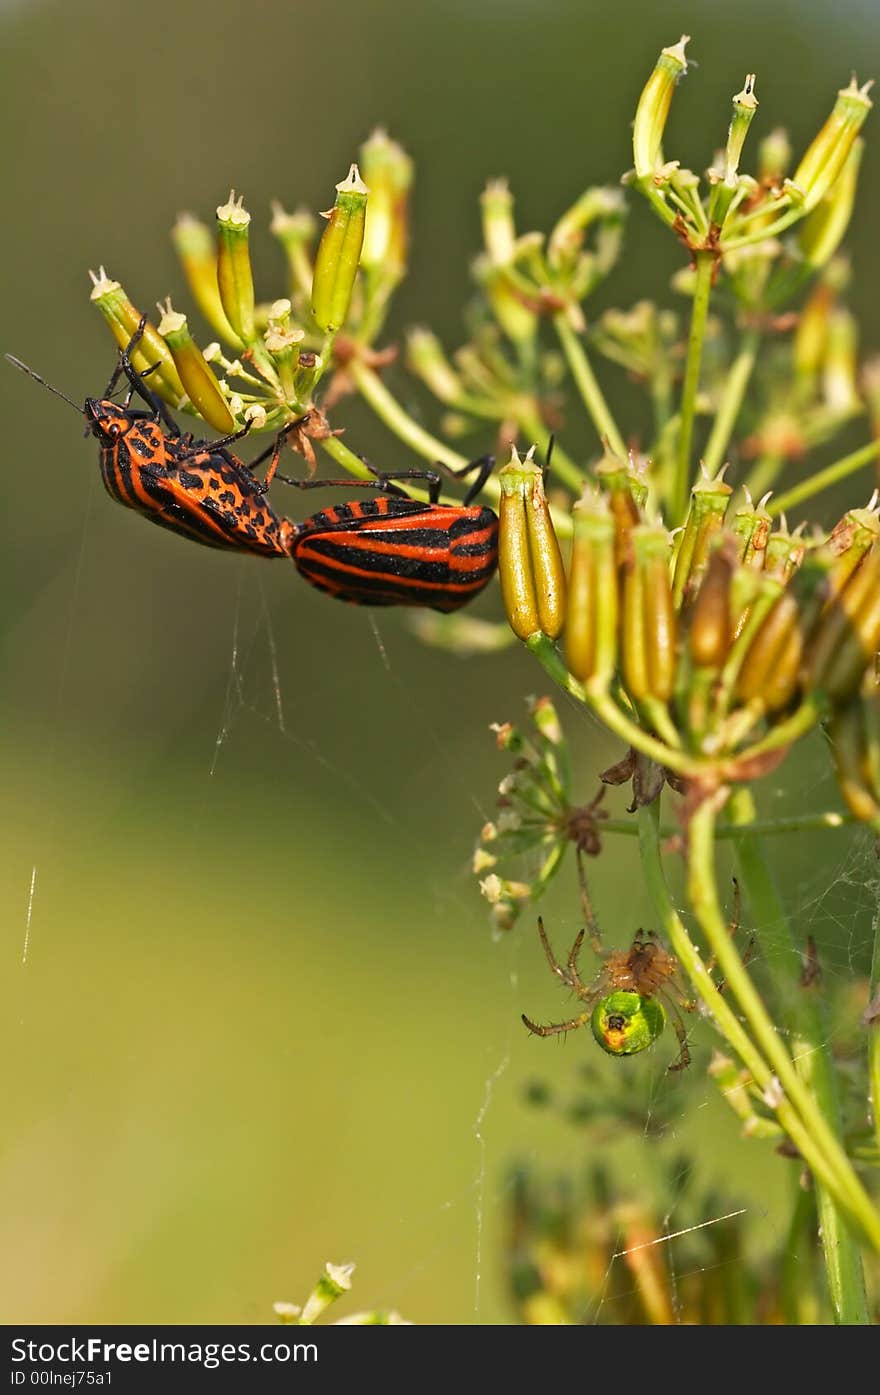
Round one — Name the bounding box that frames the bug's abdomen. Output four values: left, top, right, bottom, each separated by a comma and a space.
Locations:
291, 498, 499, 610
100, 444, 293, 557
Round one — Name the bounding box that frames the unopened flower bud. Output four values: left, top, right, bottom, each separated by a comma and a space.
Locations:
480, 179, 517, 265
216, 191, 256, 344
633, 36, 691, 179
793, 78, 873, 214
498, 448, 567, 641
300, 1262, 355, 1325
311, 165, 369, 335
171, 213, 241, 348
156, 299, 236, 433
548, 187, 626, 272
822, 307, 861, 415
758, 127, 792, 183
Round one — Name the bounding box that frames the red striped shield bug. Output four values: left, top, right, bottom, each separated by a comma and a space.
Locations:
275, 455, 499, 611
6, 319, 298, 558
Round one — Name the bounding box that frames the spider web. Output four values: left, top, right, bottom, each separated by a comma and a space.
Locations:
5, 499, 879, 1327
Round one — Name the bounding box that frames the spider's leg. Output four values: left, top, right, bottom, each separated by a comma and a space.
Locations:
657, 990, 692, 1072
709, 877, 756, 994
566, 929, 594, 1000
535, 916, 574, 988
576, 850, 604, 958
521, 1009, 593, 1039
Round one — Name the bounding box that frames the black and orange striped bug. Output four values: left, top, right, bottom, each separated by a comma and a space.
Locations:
277, 456, 499, 612
7, 319, 298, 558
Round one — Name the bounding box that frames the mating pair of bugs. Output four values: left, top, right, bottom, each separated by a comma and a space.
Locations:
7, 322, 500, 613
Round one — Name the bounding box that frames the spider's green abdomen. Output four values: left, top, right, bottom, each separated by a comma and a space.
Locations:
591, 991, 666, 1057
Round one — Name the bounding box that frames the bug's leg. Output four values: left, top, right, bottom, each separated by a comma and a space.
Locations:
177, 421, 254, 460
577, 850, 605, 960
355, 457, 443, 502
437, 453, 496, 505
521, 1008, 594, 1039
248, 414, 313, 492
102, 316, 148, 399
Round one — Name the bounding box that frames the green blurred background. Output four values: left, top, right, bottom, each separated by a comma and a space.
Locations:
2, 0, 879, 1324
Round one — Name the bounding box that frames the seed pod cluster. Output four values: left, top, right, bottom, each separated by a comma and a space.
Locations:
497, 442, 880, 819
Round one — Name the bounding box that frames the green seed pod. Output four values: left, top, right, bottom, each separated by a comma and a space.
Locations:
156, 299, 236, 433
88, 268, 185, 406
406, 327, 466, 405
311, 164, 369, 335
171, 213, 242, 349
800, 139, 864, 271
764, 525, 806, 581
622, 525, 676, 703
216, 190, 256, 344
632, 36, 690, 179
591, 991, 666, 1057
563, 491, 618, 685
672, 469, 733, 608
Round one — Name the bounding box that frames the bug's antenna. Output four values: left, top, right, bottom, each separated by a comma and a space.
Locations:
5, 354, 80, 413
543, 434, 556, 489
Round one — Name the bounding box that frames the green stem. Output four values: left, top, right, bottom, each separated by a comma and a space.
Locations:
869, 893, 880, 1158
767, 441, 880, 518
637, 802, 861, 1206
599, 810, 852, 840
673, 251, 715, 526
553, 315, 628, 459
702, 328, 760, 478
727, 788, 869, 1324
688, 797, 880, 1255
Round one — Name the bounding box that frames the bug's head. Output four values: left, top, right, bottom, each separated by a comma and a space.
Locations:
84, 398, 136, 443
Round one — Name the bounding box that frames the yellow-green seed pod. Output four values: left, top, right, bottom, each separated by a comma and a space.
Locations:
689, 541, 735, 671
632, 36, 690, 179
406, 327, 466, 405
822, 307, 861, 415
547, 186, 626, 273
672, 469, 733, 607
311, 164, 369, 335
270, 201, 318, 300
498, 448, 566, 641
793, 78, 873, 214
709, 75, 759, 230
156, 299, 236, 433
564, 491, 617, 685
591, 991, 665, 1057
736, 551, 833, 710
216, 191, 256, 344
594, 451, 644, 566
829, 699, 880, 826
480, 178, 517, 265
731, 494, 771, 569
799, 139, 864, 271
758, 127, 792, 183
806, 546, 880, 700
622, 525, 676, 703
764, 525, 806, 582
88, 268, 185, 405
359, 129, 413, 279
171, 214, 242, 349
